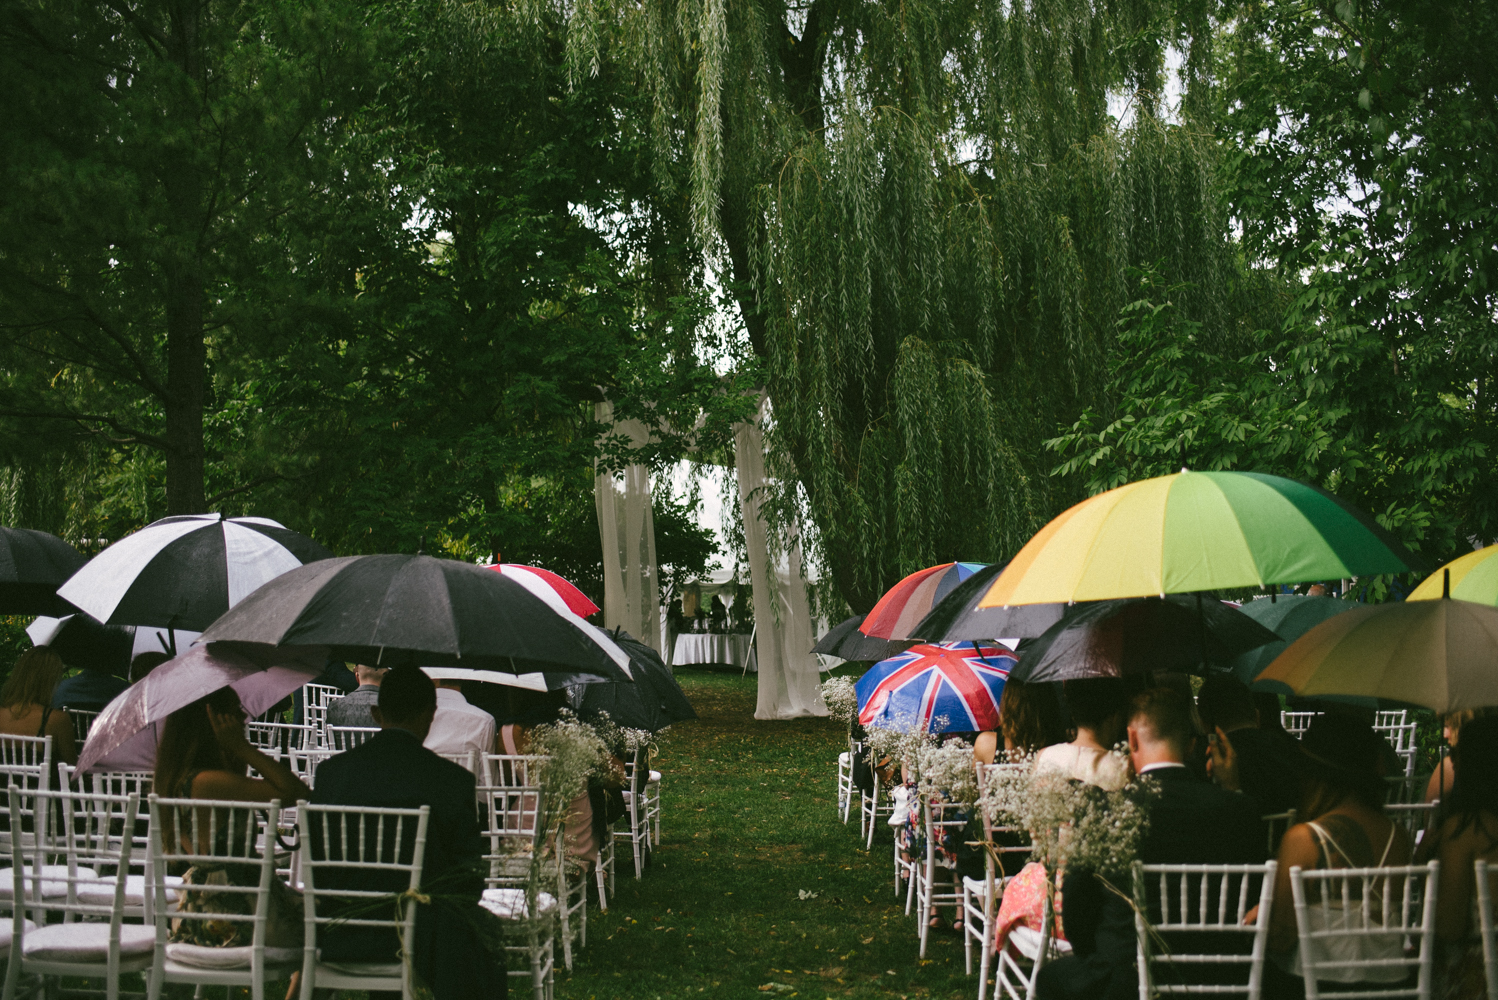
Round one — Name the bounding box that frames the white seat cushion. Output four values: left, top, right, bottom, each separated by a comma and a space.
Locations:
962, 875, 995, 898
649, 770, 661, 782
21, 922, 155, 961
479, 888, 557, 920
1008, 925, 1072, 960
76, 874, 183, 907
0, 920, 36, 950
166, 943, 300, 969
0, 866, 101, 900
317, 956, 404, 977
837, 752, 851, 764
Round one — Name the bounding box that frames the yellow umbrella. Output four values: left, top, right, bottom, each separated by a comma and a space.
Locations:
979, 470, 1422, 607
1254, 598, 1498, 713
1408, 545, 1498, 606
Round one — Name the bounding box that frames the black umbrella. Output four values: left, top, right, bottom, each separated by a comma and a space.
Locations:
198, 553, 634, 678
812, 615, 914, 662
908, 562, 1065, 642
1009, 596, 1281, 684
57, 514, 333, 631
577, 630, 697, 732
28, 612, 133, 674
0, 526, 86, 616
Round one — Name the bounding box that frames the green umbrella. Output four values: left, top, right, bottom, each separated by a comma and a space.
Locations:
1230, 595, 1358, 687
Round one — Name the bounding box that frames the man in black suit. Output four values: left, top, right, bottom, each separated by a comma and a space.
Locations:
1197, 674, 1307, 815
310, 666, 505, 1000
1038, 686, 1267, 1000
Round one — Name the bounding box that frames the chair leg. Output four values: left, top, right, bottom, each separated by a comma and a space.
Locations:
594, 859, 608, 911
963, 886, 974, 974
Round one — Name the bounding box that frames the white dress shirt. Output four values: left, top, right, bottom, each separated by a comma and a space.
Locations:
424, 688, 496, 764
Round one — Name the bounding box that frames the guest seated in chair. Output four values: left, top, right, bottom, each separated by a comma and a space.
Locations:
1037, 687, 1266, 1000
310, 666, 505, 1000
0, 648, 77, 765
1197, 674, 1307, 815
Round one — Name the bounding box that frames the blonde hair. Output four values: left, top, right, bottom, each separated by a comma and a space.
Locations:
1446, 708, 1498, 743
0, 648, 67, 711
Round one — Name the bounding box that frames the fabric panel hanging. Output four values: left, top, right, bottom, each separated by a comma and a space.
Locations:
735, 396, 829, 720
594, 401, 663, 654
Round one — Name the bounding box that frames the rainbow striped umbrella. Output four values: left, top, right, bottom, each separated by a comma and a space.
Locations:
855, 641, 1015, 733
1408, 545, 1498, 606
861, 562, 988, 639
979, 471, 1424, 607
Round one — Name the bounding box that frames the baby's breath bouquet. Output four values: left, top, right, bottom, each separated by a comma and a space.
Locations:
820, 676, 860, 728
586, 711, 662, 760
916, 738, 981, 808
861, 719, 939, 779
530, 710, 609, 805
981, 759, 1158, 877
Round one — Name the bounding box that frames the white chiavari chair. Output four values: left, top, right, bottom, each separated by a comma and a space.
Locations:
1289, 861, 1439, 1000
1475, 859, 1497, 1000
1373, 711, 1419, 778
325, 726, 379, 752
860, 758, 894, 850
435, 750, 481, 778
145, 796, 299, 999
913, 793, 971, 958
66, 710, 100, 746
1133, 861, 1277, 1000
619, 749, 655, 880
1386, 801, 1440, 846
56, 774, 181, 921
993, 879, 1065, 1000
4, 788, 152, 1000
1262, 810, 1298, 856
477, 783, 562, 988
300, 684, 342, 747
1281, 712, 1322, 738
837, 738, 861, 824
247, 722, 314, 756
296, 801, 429, 1000
965, 763, 1033, 1000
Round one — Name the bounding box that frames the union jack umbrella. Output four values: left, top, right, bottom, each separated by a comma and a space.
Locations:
855, 641, 1016, 733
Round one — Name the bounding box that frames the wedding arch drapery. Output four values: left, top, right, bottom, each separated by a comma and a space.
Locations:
735, 397, 829, 720
594, 401, 663, 654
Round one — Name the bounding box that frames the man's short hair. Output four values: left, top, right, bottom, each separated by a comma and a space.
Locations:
1197, 675, 1258, 731
1129, 686, 1196, 752
377, 667, 437, 723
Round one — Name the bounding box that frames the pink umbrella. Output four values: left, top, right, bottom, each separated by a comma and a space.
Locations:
490, 564, 599, 617
77, 642, 326, 773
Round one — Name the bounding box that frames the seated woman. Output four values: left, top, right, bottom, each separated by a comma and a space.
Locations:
997, 678, 1066, 758
1426, 709, 1497, 804
1253, 715, 1412, 997
153, 686, 310, 953
0, 648, 78, 766
1418, 717, 1498, 999
1034, 678, 1130, 790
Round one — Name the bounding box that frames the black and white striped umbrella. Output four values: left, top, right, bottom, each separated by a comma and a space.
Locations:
57, 514, 333, 632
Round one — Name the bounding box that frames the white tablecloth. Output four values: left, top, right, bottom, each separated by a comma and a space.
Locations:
672, 633, 755, 671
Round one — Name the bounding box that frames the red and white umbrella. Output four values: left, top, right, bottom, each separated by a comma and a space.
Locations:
489, 564, 598, 618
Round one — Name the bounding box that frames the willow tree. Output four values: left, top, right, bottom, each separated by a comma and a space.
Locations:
564, 0, 1244, 610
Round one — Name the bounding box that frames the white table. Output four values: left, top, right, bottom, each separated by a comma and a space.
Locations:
672, 633, 755, 671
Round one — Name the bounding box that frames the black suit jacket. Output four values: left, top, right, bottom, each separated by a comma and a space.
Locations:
309, 727, 502, 999
1040, 766, 1268, 1000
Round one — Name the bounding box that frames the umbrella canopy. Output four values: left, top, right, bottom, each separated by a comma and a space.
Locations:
861, 562, 987, 639
856, 641, 1016, 733
25, 613, 133, 674
0, 526, 87, 616
576, 630, 697, 732
812, 615, 915, 662
58, 514, 333, 631
1228, 595, 1357, 687
423, 666, 607, 693
1255, 598, 1498, 714
979, 471, 1425, 607
909, 562, 1064, 642
198, 553, 633, 679
490, 564, 599, 617
1409, 546, 1498, 606
77, 642, 325, 772
1009, 596, 1281, 684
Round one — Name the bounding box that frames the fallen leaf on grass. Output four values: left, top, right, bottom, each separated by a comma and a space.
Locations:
797, 889, 820, 900
860, 936, 875, 945
757, 983, 796, 994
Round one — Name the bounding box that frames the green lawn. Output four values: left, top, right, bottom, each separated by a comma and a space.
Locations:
559, 669, 975, 1000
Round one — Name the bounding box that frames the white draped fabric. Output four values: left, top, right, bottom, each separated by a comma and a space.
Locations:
594, 402, 663, 654
735, 398, 828, 720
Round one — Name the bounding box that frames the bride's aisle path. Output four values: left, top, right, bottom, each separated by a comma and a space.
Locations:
558, 670, 972, 1000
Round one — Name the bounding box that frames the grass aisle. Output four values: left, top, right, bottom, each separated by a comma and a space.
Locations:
560, 670, 975, 1000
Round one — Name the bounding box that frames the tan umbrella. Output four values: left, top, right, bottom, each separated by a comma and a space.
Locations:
1256, 597, 1498, 713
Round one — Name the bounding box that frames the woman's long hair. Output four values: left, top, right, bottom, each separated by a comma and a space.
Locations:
153, 687, 243, 801
0, 648, 66, 713
1000, 679, 1066, 753
1297, 714, 1388, 817
1447, 717, 1498, 846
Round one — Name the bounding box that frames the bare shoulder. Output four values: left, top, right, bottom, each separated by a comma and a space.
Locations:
1278, 822, 1321, 868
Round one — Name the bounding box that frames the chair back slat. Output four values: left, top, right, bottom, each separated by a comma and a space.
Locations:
482, 754, 547, 790
247, 721, 314, 754
297, 801, 429, 954
1475, 859, 1498, 1000
148, 794, 283, 931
